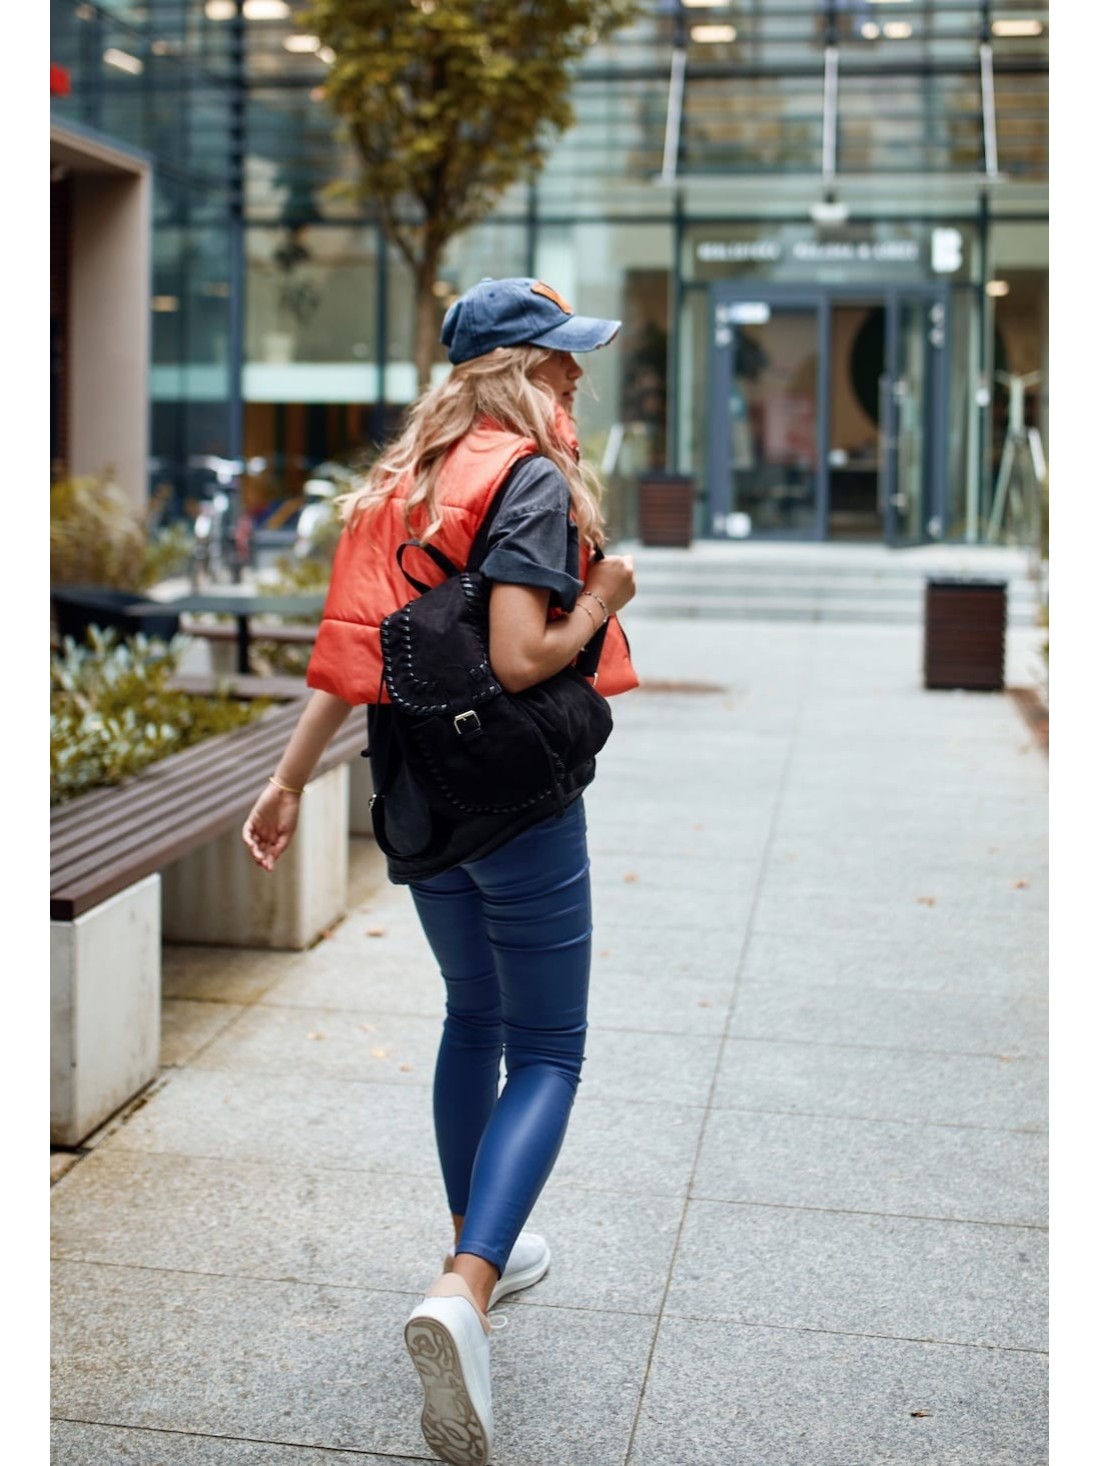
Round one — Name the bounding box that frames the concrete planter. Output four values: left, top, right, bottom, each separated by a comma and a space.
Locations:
161, 763, 350, 950
51, 875, 161, 1146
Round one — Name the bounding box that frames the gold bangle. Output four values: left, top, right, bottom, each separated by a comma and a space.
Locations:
575, 600, 599, 642
580, 589, 610, 625
268, 774, 305, 796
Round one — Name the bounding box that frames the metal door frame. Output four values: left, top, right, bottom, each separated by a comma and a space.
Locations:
708, 281, 950, 543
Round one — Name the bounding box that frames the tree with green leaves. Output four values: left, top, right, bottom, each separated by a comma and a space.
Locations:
302, 0, 641, 391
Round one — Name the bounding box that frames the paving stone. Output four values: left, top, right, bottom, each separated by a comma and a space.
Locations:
738, 926, 1045, 997
664, 1199, 1046, 1350
107, 1067, 439, 1177
549, 1094, 706, 1199
259, 947, 442, 1017
692, 1108, 1047, 1226
50, 1421, 422, 1464
162, 945, 291, 1005
586, 956, 736, 1036
628, 1314, 1047, 1466
712, 1036, 1047, 1131
51, 1148, 682, 1316
579, 1028, 720, 1107
108, 1067, 704, 1200
51, 1152, 82, 1185
730, 979, 1048, 1058
749, 881, 1047, 945
51, 1262, 654, 1466
190, 1005, 439, 1086
160, 999, 246, 1069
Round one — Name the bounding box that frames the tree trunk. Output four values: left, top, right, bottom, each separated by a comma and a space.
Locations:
414, 260, 440, 397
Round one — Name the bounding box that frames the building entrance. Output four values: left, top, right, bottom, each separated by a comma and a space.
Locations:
708, 283, 949, 545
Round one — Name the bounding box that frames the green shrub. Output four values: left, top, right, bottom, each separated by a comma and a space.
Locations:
246, 544, 337, 676
51, 628, 269, 805
51, 476, 191, 590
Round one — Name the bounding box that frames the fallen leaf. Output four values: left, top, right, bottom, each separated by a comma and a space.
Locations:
910, 1410, 932, 1418
623, 872, 638, 884
370, 1048, 389, 1060
365, 926, 386, 937
306, 1032, 326, 1041
399, 1063, 412, 1073
1012, 878, 1030, 890
916, 895, 937, 907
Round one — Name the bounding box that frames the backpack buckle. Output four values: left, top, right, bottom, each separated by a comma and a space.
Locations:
453, 709, 482, 737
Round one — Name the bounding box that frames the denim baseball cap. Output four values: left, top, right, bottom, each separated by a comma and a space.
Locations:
441, 277, 621, 365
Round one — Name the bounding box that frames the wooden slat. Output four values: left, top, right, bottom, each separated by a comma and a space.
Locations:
50, 704, 367, 920
51, 705, 306, 852
166, 673, 307, 700
180, 618, 318, 644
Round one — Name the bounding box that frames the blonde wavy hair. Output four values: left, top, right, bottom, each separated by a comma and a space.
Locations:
337, 345, 606, 549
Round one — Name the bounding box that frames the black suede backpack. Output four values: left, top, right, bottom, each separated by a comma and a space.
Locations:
367, 458, 613, 856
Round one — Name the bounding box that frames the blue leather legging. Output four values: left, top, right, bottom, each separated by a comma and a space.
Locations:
409, 797, 591, 1276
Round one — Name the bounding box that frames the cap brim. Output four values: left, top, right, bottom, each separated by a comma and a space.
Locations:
527, 314, 622, 354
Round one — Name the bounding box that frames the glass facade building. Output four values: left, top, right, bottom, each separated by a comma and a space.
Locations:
51, 0, 1048, 545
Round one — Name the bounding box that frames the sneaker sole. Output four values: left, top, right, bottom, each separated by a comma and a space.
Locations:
404, 1315, 491, 1466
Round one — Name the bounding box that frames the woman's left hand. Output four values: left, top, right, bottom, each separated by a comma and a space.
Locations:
242, 784, 301, 871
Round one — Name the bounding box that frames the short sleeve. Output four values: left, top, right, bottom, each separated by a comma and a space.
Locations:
478, 457, 583, 611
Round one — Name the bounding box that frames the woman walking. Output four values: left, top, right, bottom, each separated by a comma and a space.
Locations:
242, 277, 638, 1465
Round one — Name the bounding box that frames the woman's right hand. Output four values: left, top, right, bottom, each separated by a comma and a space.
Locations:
242, 784, 301, 871
583, 554, 636, 617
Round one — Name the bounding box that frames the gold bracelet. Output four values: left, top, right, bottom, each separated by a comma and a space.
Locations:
575, 600, 599, 642
580, 589, 610, 625
268, 774, 305, 796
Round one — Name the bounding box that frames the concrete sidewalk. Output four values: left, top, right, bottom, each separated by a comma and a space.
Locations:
51, 607, 1048, 1465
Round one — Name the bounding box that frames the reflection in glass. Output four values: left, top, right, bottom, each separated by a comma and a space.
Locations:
730, 310, 818, 534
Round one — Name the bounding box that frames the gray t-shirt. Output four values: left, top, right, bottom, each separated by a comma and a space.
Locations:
478, 455, 583, 611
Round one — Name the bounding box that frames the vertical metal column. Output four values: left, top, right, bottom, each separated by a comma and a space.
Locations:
667, 187, 683, 473
373, 218, 389, 448
226, 1, 246, 577
525, 179, 538, 278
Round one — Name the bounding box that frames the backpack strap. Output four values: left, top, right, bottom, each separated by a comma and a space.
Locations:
393, 454, 537, 592
466, 454, 539, 571
395, 540, 461, 595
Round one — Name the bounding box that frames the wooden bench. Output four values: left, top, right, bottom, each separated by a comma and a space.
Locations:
179, 615, 317, 677
50, 698, 369, 1146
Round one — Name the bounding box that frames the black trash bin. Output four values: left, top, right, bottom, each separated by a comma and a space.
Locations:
923, 578, 1007, 691
637, 472, 695, 548
50, 586, 181, 645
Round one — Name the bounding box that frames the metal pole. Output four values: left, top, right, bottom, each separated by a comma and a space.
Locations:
822, 47, 839, 183
667, 186, 683, 472
373, 218, 388, 448
979, 44, 999, 179
660, 46, 687, 184
976, 188, 991, 539
226, 1, 246, 579
525, 179, 538, 277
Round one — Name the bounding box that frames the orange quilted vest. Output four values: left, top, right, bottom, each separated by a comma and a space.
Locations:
305, 418, 640, 707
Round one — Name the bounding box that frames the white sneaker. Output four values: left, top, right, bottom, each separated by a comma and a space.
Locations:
404, 1274, 494, 1466
444, 1231, 551, 1308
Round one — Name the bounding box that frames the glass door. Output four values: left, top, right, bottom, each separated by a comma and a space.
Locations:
711, 296, 824, 538
709, 285, 946, 543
